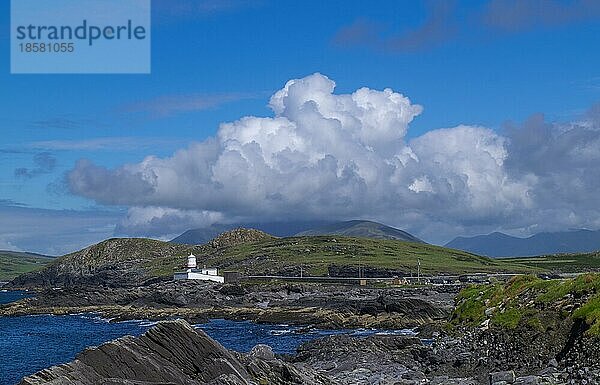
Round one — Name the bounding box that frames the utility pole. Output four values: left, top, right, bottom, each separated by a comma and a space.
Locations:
417, 258, 421, 284
358, 255, 363, 279
300, 266, 303, 278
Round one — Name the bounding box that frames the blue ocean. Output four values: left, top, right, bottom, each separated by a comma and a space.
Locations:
0, 291, 414, 385
0, 291, 32, 305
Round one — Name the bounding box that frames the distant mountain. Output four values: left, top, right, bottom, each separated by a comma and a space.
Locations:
170, 224, 231, 245
295, 220, 424, 243
0, 250, 54, 281
0, 250, 50, 259
170, 221, 331, 245
172, 220, 423, 245
445, 229, 600, 257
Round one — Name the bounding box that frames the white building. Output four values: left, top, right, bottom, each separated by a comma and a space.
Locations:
173, 253, 224, 283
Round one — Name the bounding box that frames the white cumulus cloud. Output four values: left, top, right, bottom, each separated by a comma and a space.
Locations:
67, 74, 600, 243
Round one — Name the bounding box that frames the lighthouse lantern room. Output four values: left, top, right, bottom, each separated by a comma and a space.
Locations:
186, 253, 197, 271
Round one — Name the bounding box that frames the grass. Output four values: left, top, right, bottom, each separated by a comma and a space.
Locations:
451, 284, 499, 325
179, 236, 538, 277
53, 238, 199, 278
0, 252, 54, 281
452, 273, 600, 336
500, 251, 600, 273
492, 307, 524, 328
574, 295, 600, 335
14, 235, 538, 284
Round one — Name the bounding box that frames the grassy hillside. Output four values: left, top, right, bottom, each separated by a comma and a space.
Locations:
499, 251, 600, 273
9, 230, 538, 288
0, 251, 54, 281
451, 273, 600, 336
150, 235, 536, 277
50, 238, 199, 278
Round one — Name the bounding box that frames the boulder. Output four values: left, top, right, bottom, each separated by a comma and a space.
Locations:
490, 370, 516, 384
250, 344, 275, 361
513, 376, 539, 385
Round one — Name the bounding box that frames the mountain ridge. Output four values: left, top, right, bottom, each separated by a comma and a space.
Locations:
171, 220, 422, 245
170, 221, 330, 245
446, 229, 600, 257
295, 220, 424, 243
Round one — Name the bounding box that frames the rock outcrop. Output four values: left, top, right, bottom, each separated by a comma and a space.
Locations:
0, 281, 453, 329
7, 238, 198, 289
20, 320, 331, 385
294, 333, 427, 384
292, 330, 600, 385
12, 278, 600, 385
208, 228, 274, 249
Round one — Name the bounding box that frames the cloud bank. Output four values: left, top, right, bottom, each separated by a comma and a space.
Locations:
67, 74, 600, 242
0, 204, 120, 256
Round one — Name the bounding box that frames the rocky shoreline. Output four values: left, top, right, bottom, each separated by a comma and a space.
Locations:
3, 276, 600, 384
18, 318, 600, 385
0, 281, 452, 329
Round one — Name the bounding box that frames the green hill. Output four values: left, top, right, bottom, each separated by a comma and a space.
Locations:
151, 235, 534, 277
499, 251, 600, 273
8, 229, 536, 288
0, 251, 54, 281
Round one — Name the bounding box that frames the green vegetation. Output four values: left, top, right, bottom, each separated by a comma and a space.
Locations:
0, 251, 54, 281
13, 231, 538, 286
451, 274, 600, 336
451, 284, 498, 326
574, 295, 600, 335
150, 236, 537, 277
52, 238, 199, 278
500, 251, 600, 273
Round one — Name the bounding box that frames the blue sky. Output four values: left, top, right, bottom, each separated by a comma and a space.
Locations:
1, 0, 600, 254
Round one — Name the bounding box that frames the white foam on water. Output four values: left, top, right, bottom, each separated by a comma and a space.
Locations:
374, 329, 415, 336
137, 321, 160, 328
270, 329, 293, 336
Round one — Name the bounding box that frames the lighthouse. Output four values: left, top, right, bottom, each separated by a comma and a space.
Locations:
186, 253, 197, 271
174, 253, 224, 283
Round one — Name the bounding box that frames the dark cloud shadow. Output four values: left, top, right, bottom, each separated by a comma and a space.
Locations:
482, 0, 600, 32
14, 152, 57, 179
332, 1, 457, 53
332, 0, 600, 53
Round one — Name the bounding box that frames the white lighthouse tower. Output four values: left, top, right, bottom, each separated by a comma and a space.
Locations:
186, 253, 197, 272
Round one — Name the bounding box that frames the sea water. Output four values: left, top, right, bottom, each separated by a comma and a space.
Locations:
0, 291, 31, 305
0, 292, 415, 385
